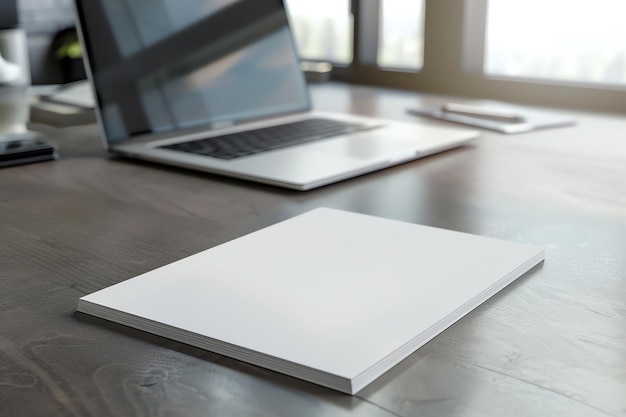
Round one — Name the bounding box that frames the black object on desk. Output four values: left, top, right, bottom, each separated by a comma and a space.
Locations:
0, 132, 58, 167
0, 0, 18, 30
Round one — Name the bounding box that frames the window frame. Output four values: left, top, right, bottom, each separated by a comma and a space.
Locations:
326, 0, 626, 114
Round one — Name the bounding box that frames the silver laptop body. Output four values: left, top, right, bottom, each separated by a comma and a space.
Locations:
74, 0, 478, 190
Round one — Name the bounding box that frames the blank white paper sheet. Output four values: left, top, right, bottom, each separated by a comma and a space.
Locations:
78, 208, 544, 394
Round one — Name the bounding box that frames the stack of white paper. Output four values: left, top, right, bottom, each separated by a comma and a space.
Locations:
77, 208, 544, 394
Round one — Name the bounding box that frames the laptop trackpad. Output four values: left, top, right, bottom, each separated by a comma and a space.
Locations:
302, 129, 420, 159
231, 149, 389, 185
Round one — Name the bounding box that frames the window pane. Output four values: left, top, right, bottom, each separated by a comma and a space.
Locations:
485, 0, 626, 86
377, 0, 425, 70
285, 0, 352, 64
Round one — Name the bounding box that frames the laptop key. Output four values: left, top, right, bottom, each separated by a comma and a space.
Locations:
160, 118, 374, 160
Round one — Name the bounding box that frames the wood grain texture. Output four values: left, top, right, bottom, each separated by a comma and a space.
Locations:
1, 83, 625, 417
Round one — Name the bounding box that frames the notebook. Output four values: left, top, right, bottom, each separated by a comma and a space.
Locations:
407, 101, 576, 134
73, 0, 478, 190
77, 208, 545, 394
41, 80, 95, 109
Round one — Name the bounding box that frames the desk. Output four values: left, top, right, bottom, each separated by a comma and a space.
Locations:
2, 83, 625, 417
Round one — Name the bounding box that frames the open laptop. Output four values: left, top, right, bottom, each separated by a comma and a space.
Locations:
74, 0, 478, 190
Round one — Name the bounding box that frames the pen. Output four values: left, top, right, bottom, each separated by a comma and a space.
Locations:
406, 107, 535, 134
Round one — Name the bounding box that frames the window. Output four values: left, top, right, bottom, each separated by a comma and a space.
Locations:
285, 0, 352, 64
377, 0, 425, 70
485, 0, 626, 86
288, 0, 626, 113
286, 0, 426, 70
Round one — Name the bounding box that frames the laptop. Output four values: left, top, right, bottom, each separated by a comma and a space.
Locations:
74, 0, 478, 190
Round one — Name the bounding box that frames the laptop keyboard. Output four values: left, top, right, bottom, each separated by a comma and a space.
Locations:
159, 118, 375, 160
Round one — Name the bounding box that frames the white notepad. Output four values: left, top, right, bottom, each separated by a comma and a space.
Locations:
77, 208, 544, 394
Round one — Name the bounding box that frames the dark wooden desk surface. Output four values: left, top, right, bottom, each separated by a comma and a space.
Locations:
2, 83, 625, 417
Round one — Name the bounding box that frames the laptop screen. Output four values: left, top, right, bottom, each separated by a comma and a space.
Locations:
75, 0, 311, 143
